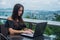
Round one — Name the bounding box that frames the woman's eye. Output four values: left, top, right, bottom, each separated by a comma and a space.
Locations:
19, 10, 23, 11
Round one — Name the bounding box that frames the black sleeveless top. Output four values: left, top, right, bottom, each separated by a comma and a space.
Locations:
5, 20, 26, 30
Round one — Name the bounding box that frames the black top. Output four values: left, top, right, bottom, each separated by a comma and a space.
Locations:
5, 20, 26, 30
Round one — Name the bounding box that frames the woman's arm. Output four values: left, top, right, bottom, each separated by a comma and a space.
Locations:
9, 28, 24, 35
9, 28, 33, 35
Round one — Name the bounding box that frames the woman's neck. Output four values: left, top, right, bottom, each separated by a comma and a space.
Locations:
16, 19, 19, 22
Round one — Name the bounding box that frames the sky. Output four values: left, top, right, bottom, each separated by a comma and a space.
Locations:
0, 0, 60, 11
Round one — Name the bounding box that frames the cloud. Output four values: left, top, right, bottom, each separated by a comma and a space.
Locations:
0, 0, 60, 11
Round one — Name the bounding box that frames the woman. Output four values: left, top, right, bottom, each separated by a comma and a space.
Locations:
5, 4, 33, 35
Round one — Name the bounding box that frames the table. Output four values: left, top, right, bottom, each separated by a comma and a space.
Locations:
7, 35, 44, 40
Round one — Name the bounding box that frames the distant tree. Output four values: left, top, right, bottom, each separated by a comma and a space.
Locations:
24, 15, 30, 18
52, 13, 60, 40
32, 16, 37, 19
44, 25, 53, 35
0, 20, 2, 25
53, 13, 60, 21
45, 13, 60, 40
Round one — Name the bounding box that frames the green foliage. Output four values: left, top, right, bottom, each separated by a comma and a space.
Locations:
25, 13, 60, 40
41, 13, 60, 40
0, 21, 2, 25
25, 22, 30, 28
52, 13, 60, 40
24, 15, 30, 18
32, 16, 37, 19
44, 25, 53, 35
53, 13, 60, 21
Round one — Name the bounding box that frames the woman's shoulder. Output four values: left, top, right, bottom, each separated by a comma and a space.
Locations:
6, 16, 14, 22
7, 16, 13, 21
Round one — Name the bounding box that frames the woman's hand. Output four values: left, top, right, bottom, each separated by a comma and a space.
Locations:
22, 30, 32, 34
27, 29, 34, 33
24, 28, 34, 34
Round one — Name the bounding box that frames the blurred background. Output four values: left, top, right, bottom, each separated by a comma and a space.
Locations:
0, 0, 60, 40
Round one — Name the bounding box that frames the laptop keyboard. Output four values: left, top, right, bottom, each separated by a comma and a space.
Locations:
21, 33, 34, 37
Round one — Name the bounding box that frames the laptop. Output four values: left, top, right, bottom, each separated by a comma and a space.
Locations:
21, 22, 47, 38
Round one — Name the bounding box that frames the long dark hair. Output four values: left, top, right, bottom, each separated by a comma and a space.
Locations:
11, 4, 24, 26
12, 3, 24, 23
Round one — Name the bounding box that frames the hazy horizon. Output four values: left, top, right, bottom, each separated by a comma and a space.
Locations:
0, 0, 60, 11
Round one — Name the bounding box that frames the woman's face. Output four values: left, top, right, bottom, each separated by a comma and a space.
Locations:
18, 7, 23, 16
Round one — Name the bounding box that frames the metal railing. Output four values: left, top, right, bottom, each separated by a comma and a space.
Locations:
0, 16, 60, 26
0, 16, 59, 40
